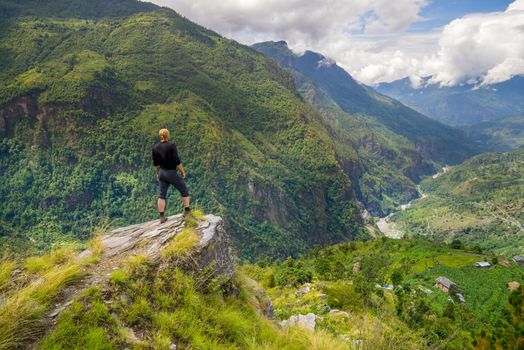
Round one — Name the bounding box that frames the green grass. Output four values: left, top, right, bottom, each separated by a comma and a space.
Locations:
162, 227, 200, 260
0, 261, 83, 350
42, 263, 351, 350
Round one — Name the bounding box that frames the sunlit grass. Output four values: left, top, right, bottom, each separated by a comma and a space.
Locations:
162, 227, 199, 260
0, 262, 82, 350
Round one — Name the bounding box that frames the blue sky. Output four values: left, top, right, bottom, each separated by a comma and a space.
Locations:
409, 0, 515, 32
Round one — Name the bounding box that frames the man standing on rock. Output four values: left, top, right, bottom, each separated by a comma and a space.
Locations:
152, 128, 191, 223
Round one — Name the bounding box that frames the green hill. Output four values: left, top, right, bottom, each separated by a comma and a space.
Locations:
461, 115, 524, 151
0, 0, 371, 259
252, 41, 480, 215
243, 237, 524, 349
392, 149, 524, 256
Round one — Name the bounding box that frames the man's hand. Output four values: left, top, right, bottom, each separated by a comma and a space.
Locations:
178, 164, 187, 179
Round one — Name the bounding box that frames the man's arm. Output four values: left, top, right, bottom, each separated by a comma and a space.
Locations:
177, 163, 186, 178
173, 144, 185, 178
152, 148, 160, 179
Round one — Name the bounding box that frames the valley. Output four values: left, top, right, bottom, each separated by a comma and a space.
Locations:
0, 0, 522, 349
391, 149, 524, 256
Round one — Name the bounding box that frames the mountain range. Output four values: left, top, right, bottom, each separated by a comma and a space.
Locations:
252, 41, 479, 213
376, 76, 524, 151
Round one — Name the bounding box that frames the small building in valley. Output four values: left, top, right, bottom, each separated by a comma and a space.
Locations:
513, 256, 524, 265
500, 259, 512, 268
436, 277, 466, 302
435, 277, 455, 293
508, 281, 521, 292
456, 292, 466, 303
475, 262, 491, 268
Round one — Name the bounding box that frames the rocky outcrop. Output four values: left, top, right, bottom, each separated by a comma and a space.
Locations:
242, 277, 276, 320
87, 213, 234, 279
49, 214, 233, 325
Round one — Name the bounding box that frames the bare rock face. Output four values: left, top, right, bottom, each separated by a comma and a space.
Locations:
92, 214, 234, 281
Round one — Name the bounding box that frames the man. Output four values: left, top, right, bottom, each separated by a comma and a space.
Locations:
152, 128, 190, 223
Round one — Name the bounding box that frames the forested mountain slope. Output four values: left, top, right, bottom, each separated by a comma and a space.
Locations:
0, 0, 371, 259
252, 41, 480, 214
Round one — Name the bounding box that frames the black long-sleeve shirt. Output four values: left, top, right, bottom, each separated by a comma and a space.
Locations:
152, 142, 181, 170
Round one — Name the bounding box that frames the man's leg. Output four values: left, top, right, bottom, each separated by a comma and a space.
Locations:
172, 175, 191, 216
158, 179, 169, 223
158, 197, 166, 213
182, 196, 190, 210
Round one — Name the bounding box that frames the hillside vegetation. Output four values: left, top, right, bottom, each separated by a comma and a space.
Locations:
243, 237, 524, 349
392, 149, 524, 256
462, 115, 524, 151
0, 0, 372, 259
3, 221, 522, 350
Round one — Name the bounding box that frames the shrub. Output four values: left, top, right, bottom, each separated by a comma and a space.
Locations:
275, 258, 312, 287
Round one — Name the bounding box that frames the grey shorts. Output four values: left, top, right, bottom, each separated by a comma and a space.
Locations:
158, 169, 189, 199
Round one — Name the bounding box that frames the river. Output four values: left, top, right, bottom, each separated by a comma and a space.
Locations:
376, 166, 449, 238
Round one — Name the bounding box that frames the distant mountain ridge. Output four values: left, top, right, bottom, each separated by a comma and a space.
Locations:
252, 41, 480, 214
376, 76, 524, 127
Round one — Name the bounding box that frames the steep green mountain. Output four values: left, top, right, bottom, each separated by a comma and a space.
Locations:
377, 76, 524, 128
0, 0, 371, 259
461, 115, 524, 151
392, 149, 524, 256
252, 41, 479, 214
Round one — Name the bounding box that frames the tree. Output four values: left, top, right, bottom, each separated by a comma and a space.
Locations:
450, 239, 464, 249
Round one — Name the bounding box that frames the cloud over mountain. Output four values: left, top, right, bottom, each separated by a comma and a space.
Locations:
428, 0, 524, 86
149, 0, 524, 87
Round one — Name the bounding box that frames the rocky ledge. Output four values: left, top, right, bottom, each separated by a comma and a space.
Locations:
93, 213, 234, 279
49, 214, 234, 323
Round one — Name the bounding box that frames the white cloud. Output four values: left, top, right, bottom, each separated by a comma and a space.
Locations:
428, 1, 524, 86
148, 0, 524, 86
481, 58, 524, 86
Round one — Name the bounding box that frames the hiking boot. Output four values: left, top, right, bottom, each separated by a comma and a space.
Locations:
160, 215, 168, 224
183, 208, 192, 217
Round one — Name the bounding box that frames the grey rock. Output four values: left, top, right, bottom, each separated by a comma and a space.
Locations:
279, 313, 317, 331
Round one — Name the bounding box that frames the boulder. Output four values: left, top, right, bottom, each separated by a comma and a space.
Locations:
279, 313, 318, 331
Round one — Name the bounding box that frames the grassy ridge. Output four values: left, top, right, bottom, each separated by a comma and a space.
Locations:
39, 254, 350, 350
